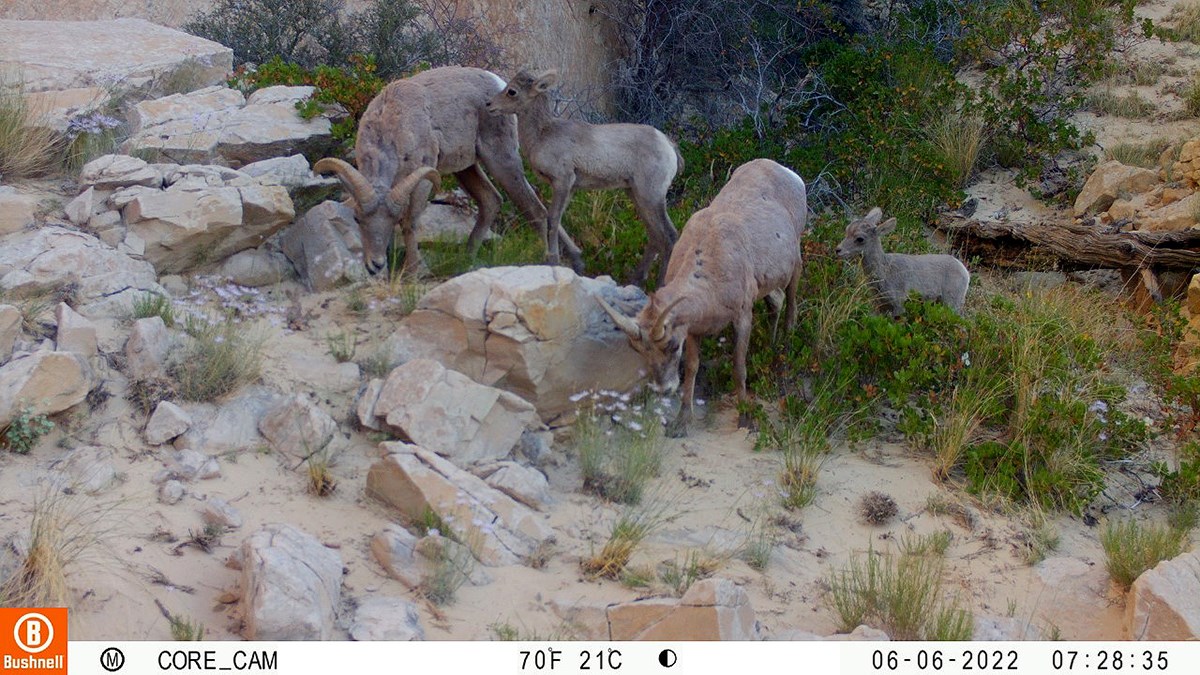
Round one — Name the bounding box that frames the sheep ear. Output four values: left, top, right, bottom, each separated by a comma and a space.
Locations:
877, 217, 897, 235
863, 207, 883, 226
534, 70, 559, 92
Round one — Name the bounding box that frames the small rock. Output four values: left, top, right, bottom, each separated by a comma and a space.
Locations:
348, 596, 424, 641
200, 497, 243, 529
218, 248, 295, 287
258, 394, 338, 460
0, 305, 20, 365
0, 351, 93, 428
145, 401, 193, 445
479, 462, 552, 510
370, 359, 539, 466
124, 317, 172, 381
79, 154, 162, 190
370, 524, 422, 589
158, 480, 185, 505
55, 303, 98, 357
51, 446, 118, 495
173, 449, 220, 481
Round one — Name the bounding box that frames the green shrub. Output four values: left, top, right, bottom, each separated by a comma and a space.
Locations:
131, 292, 175, 327
1100, 519, 1188, 590
170, 320, 264, 402
184, 0, 357, 69
828, 546, 973, 640
1, 404, 54, 454
573, 390, 666, 505
0, 78, 64, 179
1155, 442, 1200, 504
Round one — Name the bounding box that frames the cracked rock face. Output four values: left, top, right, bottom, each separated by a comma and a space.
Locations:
387, 266, 649, 423
0, 226, 165, 319
239, 523, 343, 640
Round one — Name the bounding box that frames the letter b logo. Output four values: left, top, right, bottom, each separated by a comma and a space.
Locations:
15, 613, 54, 653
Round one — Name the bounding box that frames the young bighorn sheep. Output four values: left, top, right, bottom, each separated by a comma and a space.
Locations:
314, 66, 583, 276
835, 207, 970, 316
598, 159, 808, 437
486, 69, 682, 285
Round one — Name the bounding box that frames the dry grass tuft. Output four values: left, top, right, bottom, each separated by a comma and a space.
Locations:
0, 76, 64, 180
859, 491, 899, 525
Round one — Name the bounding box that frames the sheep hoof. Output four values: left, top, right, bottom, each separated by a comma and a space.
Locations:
736, 411, 757, 432
665, 418, 689, 438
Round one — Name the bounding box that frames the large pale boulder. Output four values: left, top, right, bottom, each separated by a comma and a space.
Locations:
279, 200, 365, 292
366, 443, 553, 566
1074, 160, 1159, 217
0, 187, 37, 236
122, 181, 293, 274
369, 359, 539, 466
125, 86, 332, 166
125, 87, 247, 164
240, 524, 342, 640
216, 87, 334, 166
0, 19, 231, 95
0, 227, 164, 319
388, 266, 648, 423
0, 351, 93, 428
1126, 548, 1200, 640
607, 578, 758, 640
1136, 193, 1200, 232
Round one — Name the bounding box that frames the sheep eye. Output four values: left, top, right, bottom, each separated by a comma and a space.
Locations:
855, 236, 864, 244
506, 89, 516, 97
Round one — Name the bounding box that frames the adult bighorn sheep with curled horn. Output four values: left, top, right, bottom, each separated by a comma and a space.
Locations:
598, 159, 808, 437
486, 68, 682, 286
314, 66, 584, 276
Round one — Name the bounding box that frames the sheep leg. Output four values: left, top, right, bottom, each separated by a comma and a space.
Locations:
454, 164, 501, 257
785, 265, 801, 333
629, 190, 670, 286
545, 176, 576, 268
733, 311, 756, 430
401, 178, 435, 276
667, 335, 700, 438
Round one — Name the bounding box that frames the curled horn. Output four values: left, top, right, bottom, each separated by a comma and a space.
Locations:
386, 166, 440, 216
313, 158, 379, 212
650, 297, 685, 343
596, 296, 642, 341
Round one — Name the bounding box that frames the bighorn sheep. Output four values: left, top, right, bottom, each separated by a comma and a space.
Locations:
835, 207, 970, 316
597, 159, 808, 437
486, 69, 682, 285
314, 66, 583, 276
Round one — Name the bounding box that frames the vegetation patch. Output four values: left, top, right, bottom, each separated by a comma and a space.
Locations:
1100, 518, 1189, 590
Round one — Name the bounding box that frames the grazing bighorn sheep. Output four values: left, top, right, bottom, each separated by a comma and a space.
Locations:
835, 207, 970, 316
598, 159, 808, 437
314, 66, 583, 276
486, 69, 682, 285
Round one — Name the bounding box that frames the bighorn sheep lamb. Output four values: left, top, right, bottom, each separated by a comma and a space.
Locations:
598, 159, 808, 437
835, 207, 970, 316
486, 69, 682, 285
314, 66, 583, 276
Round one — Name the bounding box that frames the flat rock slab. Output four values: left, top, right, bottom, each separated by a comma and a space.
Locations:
0, 19, 231, 95
1127, 548, 1200, 640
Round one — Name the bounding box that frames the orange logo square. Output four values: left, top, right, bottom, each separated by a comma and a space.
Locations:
0, 608, 67, 674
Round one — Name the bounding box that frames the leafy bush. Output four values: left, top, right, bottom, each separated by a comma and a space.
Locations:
1, 405, 54, 454
184, 0, 357, 70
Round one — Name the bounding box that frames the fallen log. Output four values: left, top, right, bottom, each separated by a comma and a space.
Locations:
935, 214, 1200, 270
